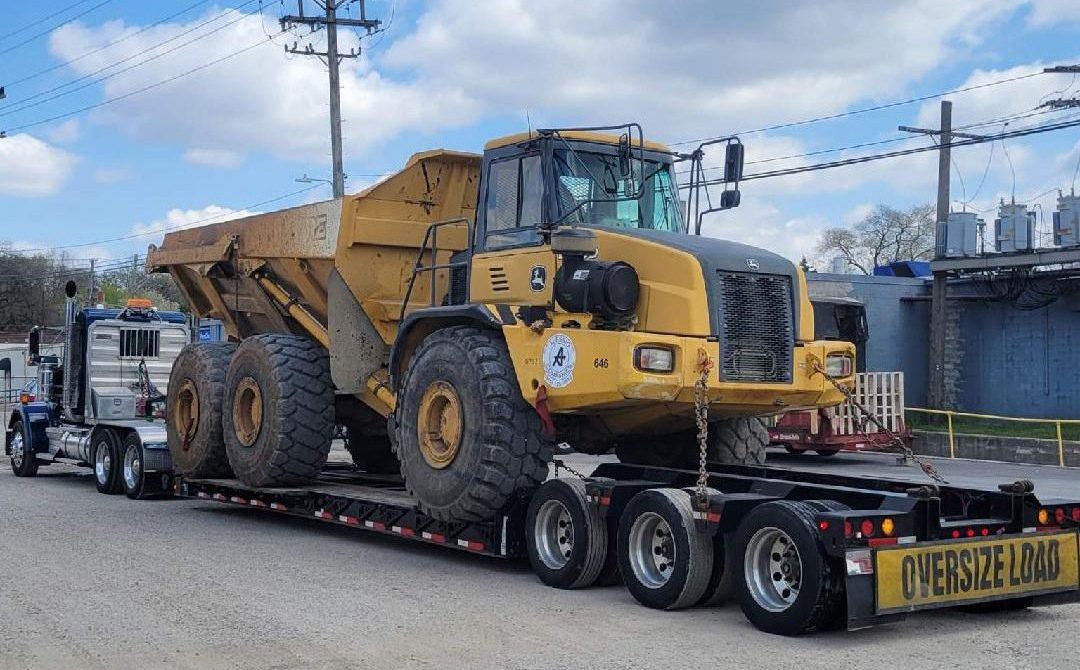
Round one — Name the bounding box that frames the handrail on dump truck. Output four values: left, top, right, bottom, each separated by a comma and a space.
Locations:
399, 216, 473, 322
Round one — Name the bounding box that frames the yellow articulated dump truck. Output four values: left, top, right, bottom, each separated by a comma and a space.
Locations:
148, 124, 854, 523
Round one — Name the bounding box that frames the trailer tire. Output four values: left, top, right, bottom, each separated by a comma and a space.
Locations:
618, 488, 714, 610
733, 500, 844, 635
696, 488, 736, 606
223, 335, 335, 487
167, 342, 237, 478
815, 449, 840, 457
394, 326, 554, 522
526, 478, 608, 589
707, 417, 768, 466
92, 429, 123, 495
7, 419, 38, 477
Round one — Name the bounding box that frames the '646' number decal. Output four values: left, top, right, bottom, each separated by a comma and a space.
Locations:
593, 358, 609, 369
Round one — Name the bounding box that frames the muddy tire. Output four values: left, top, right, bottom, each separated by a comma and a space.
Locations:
223, 335, 334, 487
394, 326, 554, 522
167, 342, 237, 478
707, 417, 768, 465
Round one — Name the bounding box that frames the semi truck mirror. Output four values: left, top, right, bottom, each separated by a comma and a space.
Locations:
28, 327, 40, 362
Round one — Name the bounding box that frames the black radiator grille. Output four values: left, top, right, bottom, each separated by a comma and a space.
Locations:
716, 272, 794, 383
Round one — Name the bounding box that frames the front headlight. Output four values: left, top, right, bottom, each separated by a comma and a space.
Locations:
824, 354, 853, 378
634, 346, 675, 373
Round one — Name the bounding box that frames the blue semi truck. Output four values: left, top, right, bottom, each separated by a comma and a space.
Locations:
5, 281, 188, 498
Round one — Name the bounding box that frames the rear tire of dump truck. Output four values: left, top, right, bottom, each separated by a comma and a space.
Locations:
708, 417, 768, 465
223, 335, 335, 487
614, 417, 768, 469
167, 342, 237, 478
394, 326, 554, 523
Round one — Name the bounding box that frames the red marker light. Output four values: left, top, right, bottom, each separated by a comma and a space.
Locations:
818, 520, 830, 531
951, 530, 961, 539
844, 520, 853, 538
860, 520, 875, 537
1055, 508, 1066, 524
966, 528, 975, 537
1072, 507, 1080, 522
980, 527, 990, 536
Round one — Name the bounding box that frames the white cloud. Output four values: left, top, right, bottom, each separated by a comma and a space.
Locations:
183, 148, 244, 168
0, 134, 79, 197
1026, 0, 1080, 25
46, 119, 81, 144
130, 205, 260, 239
48, 9, 479, 162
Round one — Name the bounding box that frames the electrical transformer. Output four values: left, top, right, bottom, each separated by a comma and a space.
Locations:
944, 211, 981, 257
1053, 192, 1080, 247
995, 202, 1034, 253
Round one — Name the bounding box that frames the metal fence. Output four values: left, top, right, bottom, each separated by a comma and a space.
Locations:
906, 407, 1080, 467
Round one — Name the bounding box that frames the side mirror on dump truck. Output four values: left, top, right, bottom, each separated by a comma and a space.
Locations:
28, 326, 40, 364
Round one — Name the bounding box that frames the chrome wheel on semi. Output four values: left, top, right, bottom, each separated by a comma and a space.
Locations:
744, 527, 802, 611
733, 501, 844, 635
8, 420, 38, 477
526, 478, 608, 589
617, 488, 713, 610
93, 429, 123, 494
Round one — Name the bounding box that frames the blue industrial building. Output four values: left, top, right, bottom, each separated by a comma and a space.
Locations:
806, 272, 1079, 419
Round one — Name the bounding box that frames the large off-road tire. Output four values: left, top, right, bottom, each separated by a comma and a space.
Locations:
614, 417, 768, 468
394, 326, 554, 522
707, 417, 768, 465
7, 419, 38, 477
223, 335, 334, 487
167, 342, 237, 478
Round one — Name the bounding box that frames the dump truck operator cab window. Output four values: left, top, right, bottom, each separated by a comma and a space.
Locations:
553, 148, 683, 233
483, 153, 544, 250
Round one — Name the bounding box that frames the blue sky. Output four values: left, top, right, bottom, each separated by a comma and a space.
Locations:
2, 0, 1080, 268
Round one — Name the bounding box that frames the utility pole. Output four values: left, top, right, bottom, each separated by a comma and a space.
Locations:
88, 258, 95, 307
280, 1, 381, 199
899, 102, 988, 410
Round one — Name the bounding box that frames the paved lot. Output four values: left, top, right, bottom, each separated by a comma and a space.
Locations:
2, 448, 1078, 670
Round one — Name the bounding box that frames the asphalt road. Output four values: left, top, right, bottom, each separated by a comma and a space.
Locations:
2, 448, 1078, 670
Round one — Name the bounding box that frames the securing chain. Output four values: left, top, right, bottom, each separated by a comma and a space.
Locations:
693, 349, 713, 510
810, 359, 948, 486
552, 454, 588, 480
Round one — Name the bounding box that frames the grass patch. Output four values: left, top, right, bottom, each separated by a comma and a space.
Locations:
906, 412, 1080, 441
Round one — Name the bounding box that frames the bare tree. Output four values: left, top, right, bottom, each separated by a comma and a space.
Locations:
816, 204, 935, 274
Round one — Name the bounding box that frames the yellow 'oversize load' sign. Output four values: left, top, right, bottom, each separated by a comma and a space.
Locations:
875, 531, 1079, 613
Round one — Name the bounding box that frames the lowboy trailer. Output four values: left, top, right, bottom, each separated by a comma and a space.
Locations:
177, 457, 1080, 636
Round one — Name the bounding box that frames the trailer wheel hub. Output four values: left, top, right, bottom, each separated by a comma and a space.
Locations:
418, 381, 463, 469
744, 526, 803, 612
175, 379, 200, 445
232, 377, 264, 447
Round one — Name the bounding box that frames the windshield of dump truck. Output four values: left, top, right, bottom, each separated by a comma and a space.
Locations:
553, 148, 683, 233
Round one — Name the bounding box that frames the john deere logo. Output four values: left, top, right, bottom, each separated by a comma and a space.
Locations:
746, 258, 760, 270
530, 265, 546, 292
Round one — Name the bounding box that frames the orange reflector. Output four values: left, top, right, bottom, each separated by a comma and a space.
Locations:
1038, 509, 1050, 525
126, 298, 153, 308
881, 518, 895, 536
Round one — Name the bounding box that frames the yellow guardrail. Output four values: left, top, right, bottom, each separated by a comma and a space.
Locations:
906, 407, 1080, 467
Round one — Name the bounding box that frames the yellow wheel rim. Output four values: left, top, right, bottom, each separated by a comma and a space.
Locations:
418, 381, 463, 469
232, 377, 263, 447
176, 379, 199, 443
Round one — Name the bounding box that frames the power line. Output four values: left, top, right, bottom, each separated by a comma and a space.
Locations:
12, 183, 324, 254
0, 0, 115, 58
2, 0, 212, 90
3, 28, 285, 135
669, 70, 1048, 147
682, 115, 1080, 188
0, 0, 92, 42
0, 1, 262, 120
